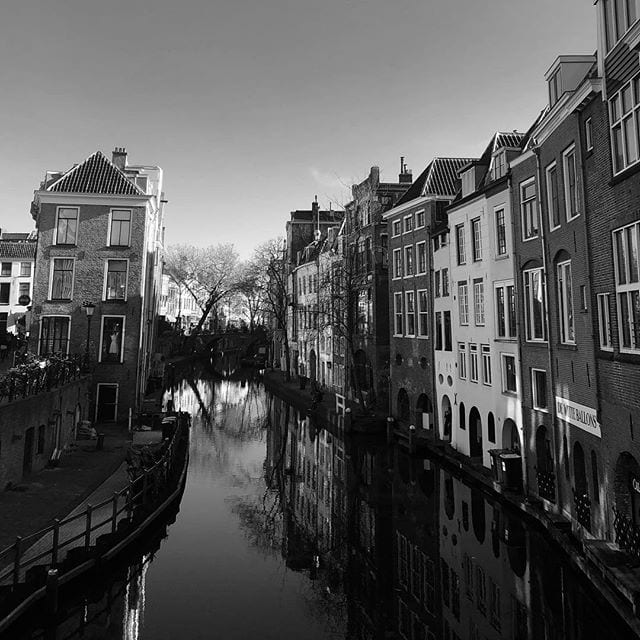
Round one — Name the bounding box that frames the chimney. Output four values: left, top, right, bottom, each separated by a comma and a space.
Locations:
112, 147, 128, 170
399, 156, 413, 184
311, 195, 319, 217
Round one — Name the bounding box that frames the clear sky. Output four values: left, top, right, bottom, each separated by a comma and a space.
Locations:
0, 0, 596, 258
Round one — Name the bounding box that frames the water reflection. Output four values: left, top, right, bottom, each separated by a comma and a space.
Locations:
6, 374, 637, 639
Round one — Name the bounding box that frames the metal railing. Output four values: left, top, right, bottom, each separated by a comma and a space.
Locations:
573, 489, 592, 532
0, 417, 187, 589
613, 508, 640, 559
536, 470, 556, 502
0, 354, 83, 404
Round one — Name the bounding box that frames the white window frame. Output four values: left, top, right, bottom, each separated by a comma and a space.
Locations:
404, 245, 415, 277
392, 220, 402, 237
495, 207, 507, 256
393, 248, 403, 279
613, 220, 640, 351
403, 214, 414, 233
520, 178, 538, 241
394, 292, 403, 336
562, 144, 579, 221
417, 289, 428, 338
103, 258, 130, 301
531, 368, 548, 411
469, 343, 479, 383
442, 268, 449, 296
501, 353, 518, 395
107, 208, 132, 247
55, 206, 79, 246
473, 279, 485, 326
495, 281, 517, 339
48, 257, 76, 300
98, 315, 127, 363
523, 268, 547, 342
458, 281, 469, 326
585, 117, 593, 151
557, 260, 575, 344
456, 224, 466, 264
416, 210, 425, 229
95, 383, 119, 422
458, 343, 467, 380
471, 217, 482, 262
405, 291, 416, 337
416, 241, 427, 274
434, 271, 441, 298
38, 315, 72, 356
546, 161, 561, 231
597, 293, 613, 350
609, 74, 640, 174
481, 344, 492, 386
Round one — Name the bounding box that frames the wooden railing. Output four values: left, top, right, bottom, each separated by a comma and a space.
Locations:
0, 416, 188, 589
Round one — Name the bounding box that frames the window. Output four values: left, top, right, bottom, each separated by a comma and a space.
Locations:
444, 311, 452, 351
434, 271, 441, 298
492, 150, 507, 180
603, 0, 639, 52
105, 259, 128, 300
476, 566, 486, 613
0, 312, 6, 333
39, 316, 70, 355
1, 263, 10, 276
456, 224, 466, 264
613, 221, 640, 350
495, 208, 507, 256
56, 207, 78, 245
404, 215, 414, 233
418, 290, 428, 337
469, 344, 479, 382
405, 291, 416, 336
549, 69, 561, 105
100, 316, 125, 363
610, 75, 640, 173
404, 246, 414, 276
394, 292, 403, 336
523, 268, 546, 341
458, 343, 467, 379
416, 210, 425, 228
597, 293, 613, 349
482, 345, 491, 386
0, 283, 9, 305
502, 354, 517, 393
20, 262, 31, 277
393, 249, 403, 279
393, 220, 402, 236
442, 269, 449, 296
416, 242, 426, 274
18, 283, 30, 302
473, 279, 485, 325
471, 218, 482, 261
521, 179, 538, 240
495, 282, 517, 338
585, 117, 593, 151
435, 312, 443, 350
532, 369, 548, 410
557, 260, 575, 343
135, 175, 148, 192
458, 282, 469, 325
563, 145, 579, 220
109, 209, 132, 246
50, 258, 74, 300
546, 162, 560, 230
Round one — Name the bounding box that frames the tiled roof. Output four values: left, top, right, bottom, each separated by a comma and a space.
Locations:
494, 131, 526, 151
47, 151, 144, 196
0, 241, 36, 259
396, 157, 477, 205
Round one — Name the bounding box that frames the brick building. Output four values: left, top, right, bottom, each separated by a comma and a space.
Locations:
383, 157, 474, 438
30, 148, 166, 422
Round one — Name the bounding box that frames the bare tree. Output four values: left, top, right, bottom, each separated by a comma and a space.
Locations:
164, 243, 240, 338
235, 262, 266, 331
252, 238, 292, 381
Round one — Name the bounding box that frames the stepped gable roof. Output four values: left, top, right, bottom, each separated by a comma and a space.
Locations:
47, 151, 144, 196
396, 157, 477, 205
0, 240, 36, 259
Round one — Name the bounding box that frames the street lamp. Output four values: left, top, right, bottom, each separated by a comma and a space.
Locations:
83, 301, 95, 368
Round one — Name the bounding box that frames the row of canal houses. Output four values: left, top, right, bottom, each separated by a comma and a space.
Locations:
282, 3, 640, 553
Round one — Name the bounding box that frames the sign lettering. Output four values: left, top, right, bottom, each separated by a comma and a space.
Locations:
555, 396, 601, 438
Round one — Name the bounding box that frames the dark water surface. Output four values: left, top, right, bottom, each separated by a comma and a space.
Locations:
9, 368, 638, 639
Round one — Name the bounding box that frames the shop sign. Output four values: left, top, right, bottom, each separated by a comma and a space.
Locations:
555, 396, 601, 438
632, 476, 640, 494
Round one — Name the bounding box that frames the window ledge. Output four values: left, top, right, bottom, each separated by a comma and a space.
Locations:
610, 160, 640, 186
524, 340, 548, 347
616, 351, 640, 365
557, 343, 578, 351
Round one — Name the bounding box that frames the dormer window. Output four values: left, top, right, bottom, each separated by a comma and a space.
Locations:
491, 150, 507, 180
549, 69, 562, 106
461, 169, 475, 198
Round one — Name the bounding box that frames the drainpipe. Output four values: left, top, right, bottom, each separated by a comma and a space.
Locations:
532, 142, 562, 513
427, 221, 438, 442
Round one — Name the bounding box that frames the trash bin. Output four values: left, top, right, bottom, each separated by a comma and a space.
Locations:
489, 449, 508, 484
499, 452, 523, 491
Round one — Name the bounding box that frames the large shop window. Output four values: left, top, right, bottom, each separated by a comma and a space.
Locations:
100, 316, 125, 363
614, 220, 640, 351
39, 316, 70, 355
523, 268, 546, 341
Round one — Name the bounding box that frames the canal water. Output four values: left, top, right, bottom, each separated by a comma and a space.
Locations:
8, 364, 638, 639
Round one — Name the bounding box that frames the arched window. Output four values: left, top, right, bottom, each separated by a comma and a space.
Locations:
459, 402, 466, 430
488, 412, 495, 443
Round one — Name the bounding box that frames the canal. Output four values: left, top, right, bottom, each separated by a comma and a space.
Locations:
9, 364, 638, 639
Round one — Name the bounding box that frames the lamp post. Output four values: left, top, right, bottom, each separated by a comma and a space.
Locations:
83, 301, 95, 369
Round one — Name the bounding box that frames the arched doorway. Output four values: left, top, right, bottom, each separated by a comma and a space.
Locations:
502, 418, 521, 452
416, 393, 432, 430
441, 395, 452, 442
573, 441, 591, 530
309, 349, 317, 382
397, 388, 410, 424
535, 426, 555, 501
469, 407, 483, 458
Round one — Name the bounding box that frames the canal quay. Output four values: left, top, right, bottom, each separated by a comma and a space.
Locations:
2, 361, 636, 640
